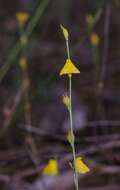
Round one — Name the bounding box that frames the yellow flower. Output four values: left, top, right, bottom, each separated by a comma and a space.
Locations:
63, 95, 70, 110
60, 59, 80, 76
75, 157, 90, 174
42, 159, 58, 176
60, 25, 69, 40
86, 14, 94, 26
19, 57, 28, 70
16, 12, 29, 27
90, 33, 100, 46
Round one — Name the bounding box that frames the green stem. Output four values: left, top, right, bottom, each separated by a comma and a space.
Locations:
66, 36, 79, 190
66, 40, 70, 59
69, 74, 79, 190
26, 0, 50, 37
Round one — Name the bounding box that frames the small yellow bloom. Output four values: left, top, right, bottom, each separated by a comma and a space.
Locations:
16, 12, 29, 27
67, 131, 74, 145
60, 25, 69, 40
75, 157, 90, 174
60, 59, 80, 76
86, 14, 94, 26
90, 33, 100, 46
42, 159, 58, 176
19, 57, 28, 70
63, 95, 70, 110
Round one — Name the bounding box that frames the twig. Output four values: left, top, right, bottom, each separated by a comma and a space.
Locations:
1, 85, 25, 137
81, 185, 120, 190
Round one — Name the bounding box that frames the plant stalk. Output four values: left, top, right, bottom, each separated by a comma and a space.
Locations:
66, 40, 70, 59
69, 74, 79, 190
66, 38, 79, 190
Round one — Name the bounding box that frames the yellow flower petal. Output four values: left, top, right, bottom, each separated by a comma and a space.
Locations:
63, 95, 70, 110
60, 25, 69, 40
75, 157, 90, 174
60, 59, 80, 76
42, 159, 58, 176
90, 33, 100, 46
16, 12, 29, 27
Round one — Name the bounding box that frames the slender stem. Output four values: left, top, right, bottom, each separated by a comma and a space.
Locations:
65, 36, 79, 190
69, 74, 79, 190
66, 40, 70, 59
26, 0, 50, 37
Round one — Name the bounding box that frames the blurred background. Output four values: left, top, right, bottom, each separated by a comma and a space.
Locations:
0, 0, 120, 189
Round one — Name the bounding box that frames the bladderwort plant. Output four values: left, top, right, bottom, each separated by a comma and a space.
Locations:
16, 12, 38, 167
60, 25, 90, 190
